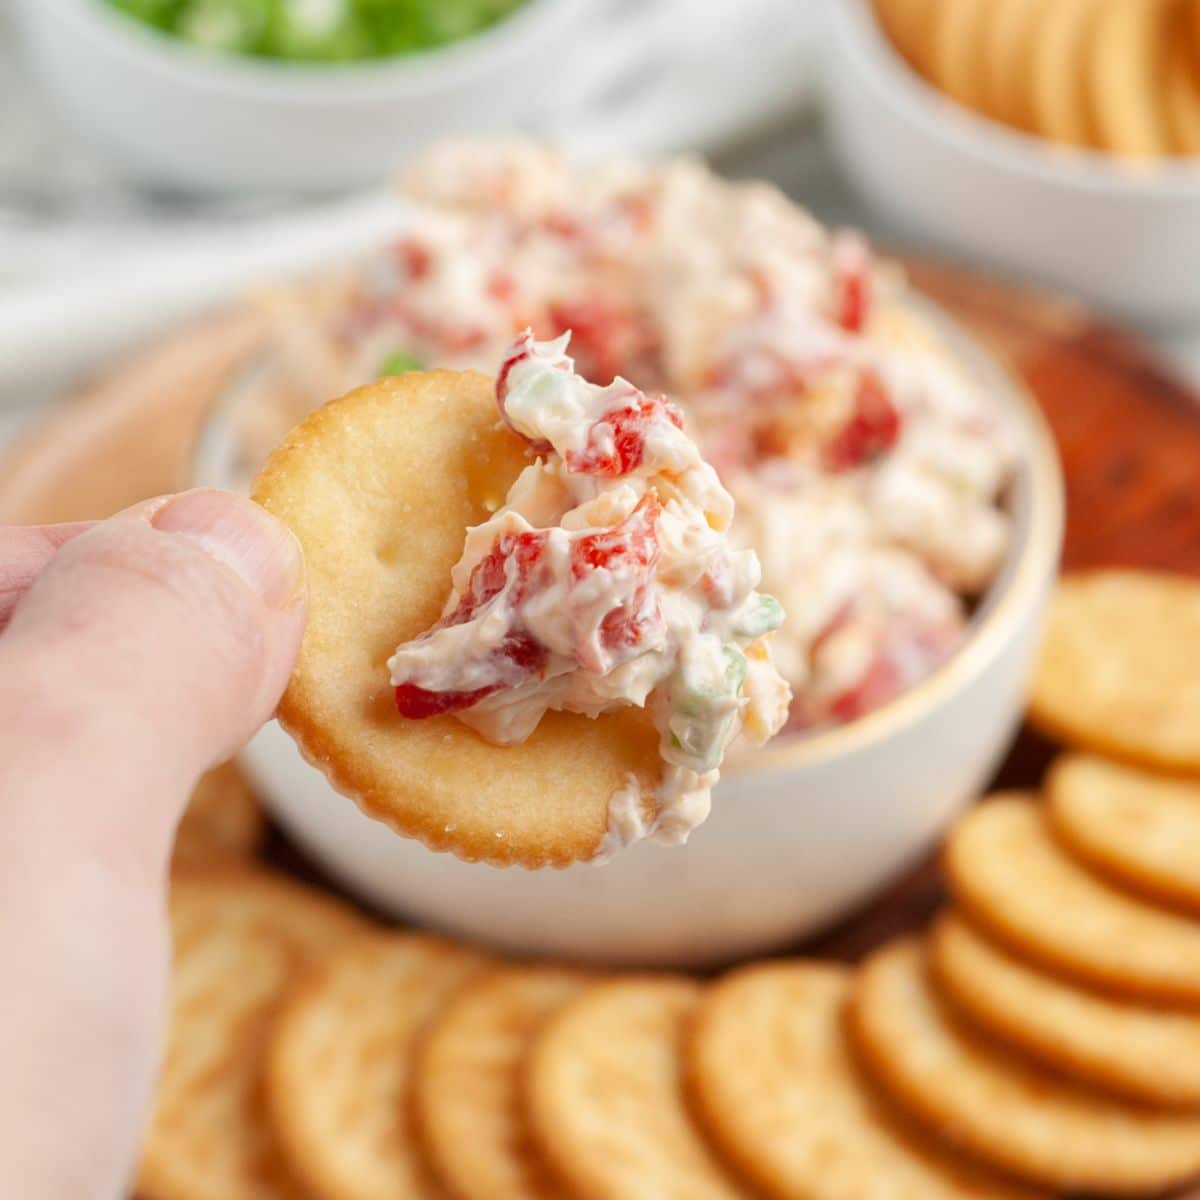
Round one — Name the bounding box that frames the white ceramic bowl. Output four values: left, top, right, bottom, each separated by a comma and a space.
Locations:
13, 0, 590, 193
826, 0, 1200, 327
199, 303, 1063, 968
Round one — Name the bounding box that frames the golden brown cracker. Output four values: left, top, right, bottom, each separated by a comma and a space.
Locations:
173, 762, 263, 869
414, 964, 590, 1200
981, 0, 1042, 130
252, 371, 661, 869
929, 0, 992, 114
1029, 570, 1200, 774
1165, 12, 1200, 156
136, 869, 369, 1200
873, 0, 938, 75
932, 911, 1200, 1108
526, 977, 748, 1199
1048, 753, 1200, 913
266, 932, 488, 1200
851, 939, 1200, 1195
686, 961, 1044, 1199
1028, 0, 1102, 147
944, 794, 1200, 1004
1088, 0, 1174, 159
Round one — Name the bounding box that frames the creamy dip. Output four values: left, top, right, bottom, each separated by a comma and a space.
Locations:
388, 332, 791, 852
251, 140, 1014, 739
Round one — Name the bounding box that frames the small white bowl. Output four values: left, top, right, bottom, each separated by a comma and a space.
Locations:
13, 0, 590, 193
826, 0, 1200, 327
200, 303, 1063, 968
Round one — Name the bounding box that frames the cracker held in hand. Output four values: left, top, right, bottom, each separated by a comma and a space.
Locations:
526, 977, 748, 1199
253, 333, 789, 867
173, 762, 263, 870
850, 940, 1200, 1196
932, 912, 1200, 1109
1028, 570, 1200, 772
414, 964, 590, 1200
944, 794, 1200, 1003
136, 869, 369, 1200
1048, 752, 1200, 912
266, 932, 488, 1200
686, 961, 1042, 1200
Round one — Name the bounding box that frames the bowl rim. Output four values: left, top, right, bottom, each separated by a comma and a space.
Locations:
33, 0, 584, 98
830, 0, 1200, 198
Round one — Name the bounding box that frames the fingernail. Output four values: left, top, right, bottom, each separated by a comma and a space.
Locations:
152, 489, 304, 609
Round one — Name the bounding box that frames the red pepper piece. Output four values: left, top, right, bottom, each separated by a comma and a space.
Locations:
566, 392, 684, 477
825, 370, 901, 472
446, 529, 548, 626
394, 680, 500, 719
829, 654, 903, 723
396, 237, 433, 282
832, 237, 873, 334
570, 494, 663, 655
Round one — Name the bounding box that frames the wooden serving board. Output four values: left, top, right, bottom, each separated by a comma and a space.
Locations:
2, 260, 1199, 961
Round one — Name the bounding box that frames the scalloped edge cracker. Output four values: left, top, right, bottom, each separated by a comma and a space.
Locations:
252, 371, 661, 869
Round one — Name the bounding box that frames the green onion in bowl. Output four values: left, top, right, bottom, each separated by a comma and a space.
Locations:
105, 0, 529, 62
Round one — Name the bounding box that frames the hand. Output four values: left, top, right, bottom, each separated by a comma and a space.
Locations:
0, 489, 306, 1199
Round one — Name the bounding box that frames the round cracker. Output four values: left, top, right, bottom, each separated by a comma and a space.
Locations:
526, 977, 747, 1199
414, 964, 591, 1200
944, 794, 1200, 1004
1164, 15, 1200, 156
929, 0, 992, 114
981, 0, 1042, 130
1087, 0, 1173, 159
932, 911, 1200, 1108
1048, 753, 1200, 913
872, 0, 938, 74
1028, 0, 1102, 148
137, 869, 370, 1200
266, 932, 488, 1200
173, 762, 263, 870
851, 939, 1200, 1195
686, 961, 1044, 1200
252, 371, 661, 869
1028, 570, 1200, 775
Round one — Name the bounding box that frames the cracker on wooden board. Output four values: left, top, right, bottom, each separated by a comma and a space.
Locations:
414, 964, 591, 1200
850, 939, 1200, 1196
525, 976, 748, 1199
252, 371, 661, 869
686, 961, 1045, 1200
1028, 570, 1200, 773
932, 911, 1200, 1109
173, 762, 263, 870
1047, 752, 1200, 913
943, 794, 1200, 1004
265, 931, 488, 1200
136, 869, 370, 1200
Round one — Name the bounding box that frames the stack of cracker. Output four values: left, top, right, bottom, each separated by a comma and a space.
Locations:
873, 0, 1200, 160
135, 569, 1200, 1200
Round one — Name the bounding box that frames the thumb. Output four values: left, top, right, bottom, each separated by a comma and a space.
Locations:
0, 490, 304, 1198
0, 489, 305, 855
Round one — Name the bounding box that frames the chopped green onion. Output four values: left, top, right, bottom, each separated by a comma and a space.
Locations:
378, 349, 426, 378
732, 593, 785, 640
